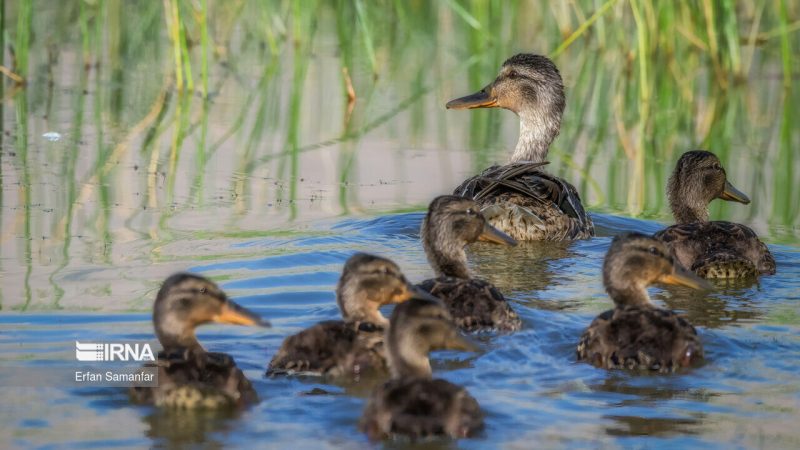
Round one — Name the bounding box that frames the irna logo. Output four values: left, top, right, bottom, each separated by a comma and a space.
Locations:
75, 341, 155, 362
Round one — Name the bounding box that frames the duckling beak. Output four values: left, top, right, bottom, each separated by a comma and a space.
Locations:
659, 265, 714, 291
213, 300, 270, 327
446, 86, 498, 109
718, 180, 750, 204
478, 222, 518, 246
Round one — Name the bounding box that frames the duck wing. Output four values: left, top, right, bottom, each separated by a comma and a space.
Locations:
655, 221, 775, 278
455, 162, 593, 240
577, 306, 703, 372
360, 378, 484, 440
417, 277, 521, 332
266, 321, 387, 379
130, 349, 257, 408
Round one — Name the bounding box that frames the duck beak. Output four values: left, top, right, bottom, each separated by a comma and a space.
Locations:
478, 222, 518, 246
446, 86, 498, 110
718, 180, 750, 204
213, 300, 270, 327
659, 265, 714, 291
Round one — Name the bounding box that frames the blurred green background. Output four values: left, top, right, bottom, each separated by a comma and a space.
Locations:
0, 0, 798, 309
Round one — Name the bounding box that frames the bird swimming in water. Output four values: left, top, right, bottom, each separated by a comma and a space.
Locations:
359, 297, 483, 440
654, 150, 775, 279
577, 233, 712, 372
267, 253, 422, 380
130, 273, 268, 409
447, 53, 593, 241
417, 195, 522, 332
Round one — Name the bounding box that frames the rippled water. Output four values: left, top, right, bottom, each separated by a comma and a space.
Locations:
2, 212, 799, 448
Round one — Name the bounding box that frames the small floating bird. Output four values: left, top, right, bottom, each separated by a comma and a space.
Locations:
447, 53, 593, 241
267, 253, 420, 379
417, 195, 522, 332
130, 273, 268, 409
359, 297, 483, 440
577, 233, 712, 372
654, 150, 776, 279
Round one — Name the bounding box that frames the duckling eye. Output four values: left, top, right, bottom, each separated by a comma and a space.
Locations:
199, 287, 207, 294
465, 208, 475, 216
507, 70, 518, 79
648, 246, 659, 255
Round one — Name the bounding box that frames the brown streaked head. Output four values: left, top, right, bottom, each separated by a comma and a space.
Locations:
336, 253, 419, 325
153, 273, 269, 351
603, 233, 712, 307
667, 150, 750, 224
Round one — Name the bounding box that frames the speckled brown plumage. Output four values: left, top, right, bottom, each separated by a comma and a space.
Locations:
360, 377, 483, 440
267, 253, 418, 379
266, 321, 386, 379
129, 273, 267, 409
577, 306, 702, 373
454, 162, 593, 241
655, 221, 775, 278
654, 150, 775, 279
359, 298, 483, 441
446, 54, 593, 241
417, 277, 520, 332
418, 196, 521, 332
131, 349, 257, 409
577, 233, 711, 373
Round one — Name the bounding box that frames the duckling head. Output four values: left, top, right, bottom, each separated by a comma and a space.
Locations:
446, 53, 565, 163
603, 233, 712, 307
386, 297, 477, 379
667, 150, 750, 223
336, 253, 422, 327
153, 273, 268, 352
422, 195, 517, 280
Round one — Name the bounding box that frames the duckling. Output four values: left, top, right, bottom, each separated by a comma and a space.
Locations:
577, 233, 712, 372
267, 253, 420, 379
447, 53, 593, 241
130, 273, 268, 409
359, 297, 483, 440
417, 195, 522, 332
654, 150, 776, 279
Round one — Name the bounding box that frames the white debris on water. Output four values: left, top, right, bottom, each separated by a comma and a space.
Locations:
42, 132, 62, 142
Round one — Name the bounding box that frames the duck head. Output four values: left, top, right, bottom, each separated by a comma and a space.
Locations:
603, 233, 712, 307
446, 53, 565, 163
153, 273, 268, 352
386, 297, 477, 379
336, 253, 423, 328
667, 150, 750, 224
422, 195, 517, 280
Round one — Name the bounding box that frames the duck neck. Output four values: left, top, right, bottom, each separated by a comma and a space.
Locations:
422, 220, 470, 279
509, 111, 559, 163
155, 321, 203, 354
388, 334, 432, 380
667, 175, 709, 223
606, 281, 652, 309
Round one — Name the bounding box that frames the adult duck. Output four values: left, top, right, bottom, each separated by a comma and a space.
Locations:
417, 195, 522, 332
447, 53, 593, 241
130, 273, 268, 409
577, 233, 712, 372
359, 297, 483, 440
654, 150, 775, 279
267, 253, 420, 380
